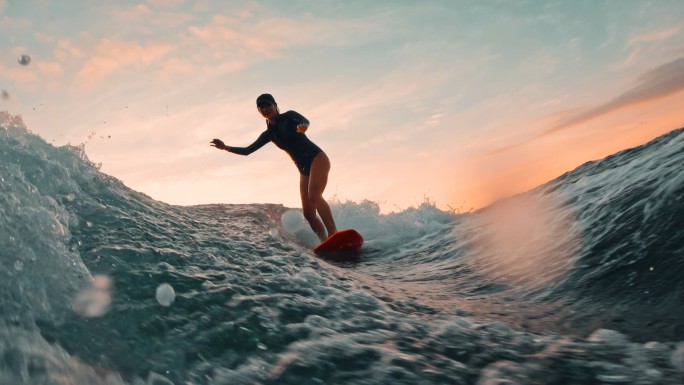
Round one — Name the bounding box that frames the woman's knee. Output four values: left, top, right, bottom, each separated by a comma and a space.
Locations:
308, 192, 324, 207
302, 206, 317, 221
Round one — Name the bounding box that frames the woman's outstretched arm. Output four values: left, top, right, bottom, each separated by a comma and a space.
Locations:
210, 131, 270, 155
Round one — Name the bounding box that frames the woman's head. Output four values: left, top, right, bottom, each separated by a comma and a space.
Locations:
256, 93, 276, 106
256, 93, 278, 120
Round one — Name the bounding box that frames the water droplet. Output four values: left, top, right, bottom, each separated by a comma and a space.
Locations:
72, 275, 112, 317
269, 228, 278, 237
18, 54, 31, 66
14, 260, 24, 271
92, 275, 111, 289
156, 283, 175, 307
68, 238, 81, 252
672, 342, 684, 371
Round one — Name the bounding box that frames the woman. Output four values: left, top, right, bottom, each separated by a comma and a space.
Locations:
210, 93, 337, 241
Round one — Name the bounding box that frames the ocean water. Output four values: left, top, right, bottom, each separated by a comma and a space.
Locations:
1, 110, 683, 385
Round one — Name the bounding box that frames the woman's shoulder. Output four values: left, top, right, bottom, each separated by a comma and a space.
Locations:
282, 110, 308, 123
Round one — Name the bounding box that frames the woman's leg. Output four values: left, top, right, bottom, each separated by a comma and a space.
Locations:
300, 174, 327, 241
307, 152, 337, 238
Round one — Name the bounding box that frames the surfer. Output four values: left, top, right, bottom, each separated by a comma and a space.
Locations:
210, 94, 337, 241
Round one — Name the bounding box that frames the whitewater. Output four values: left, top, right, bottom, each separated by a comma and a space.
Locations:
1, 110, 683, 385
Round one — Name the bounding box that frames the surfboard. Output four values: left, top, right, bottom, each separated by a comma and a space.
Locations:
313, 229, 364, 253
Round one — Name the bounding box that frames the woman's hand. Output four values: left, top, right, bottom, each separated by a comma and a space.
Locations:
210, 139, 228, 150
296, 123, 308, 133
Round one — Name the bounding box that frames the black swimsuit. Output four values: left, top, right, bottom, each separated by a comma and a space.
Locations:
227, 111, 322, 176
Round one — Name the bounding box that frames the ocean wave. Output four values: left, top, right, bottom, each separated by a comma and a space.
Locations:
2, 111, 683, 384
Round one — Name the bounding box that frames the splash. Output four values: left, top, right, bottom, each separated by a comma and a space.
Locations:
460, 194, 580, 291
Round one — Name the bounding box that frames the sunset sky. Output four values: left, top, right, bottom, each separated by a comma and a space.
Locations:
2, 0, 684, 212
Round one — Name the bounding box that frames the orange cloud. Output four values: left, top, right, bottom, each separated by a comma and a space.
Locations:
160, 58, 193, 75
111, 4, 153, 21
487, 56, 684, 156
188, 24, 239, 41
629, 27, 681, 45
148, 0, 186, 8
187, 12, 339, 59
0, 64, 38, 83
54, 38, 86, 62
187, 22, 284, 58
36, 61, 62, 76
77, 38, 173, 87
545, 56, 684, 134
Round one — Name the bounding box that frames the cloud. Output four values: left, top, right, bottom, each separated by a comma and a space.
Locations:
185, 9, 386, 60
111, 3, 153, 21
487, 56, 684, 156
35, 61, 62, 76
546, 56, 684, 133
54, 38, 86, 62
168, 9, 390, 79
187, 14, 319, 59
148, 0, 186, 8
64, 5, 396, 86
614, 26, 682, 70
77, 38, 173, 86
111, 2, 191, 29
629, 27, 681, 45
159, 57, 193, 77
0, 64, 38, 84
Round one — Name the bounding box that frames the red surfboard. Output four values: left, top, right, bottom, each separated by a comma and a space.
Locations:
313, 229, 364, 253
